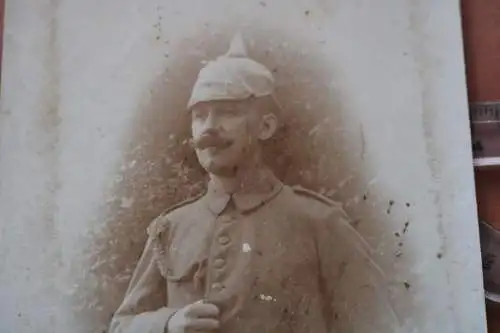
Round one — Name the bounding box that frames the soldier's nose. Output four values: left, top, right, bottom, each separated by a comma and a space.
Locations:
204, 110, 218, 129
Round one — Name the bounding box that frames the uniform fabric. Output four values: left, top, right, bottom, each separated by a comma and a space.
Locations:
109, 168, 400, 333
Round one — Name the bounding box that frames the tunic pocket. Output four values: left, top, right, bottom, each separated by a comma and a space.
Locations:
166, 257, 208, 294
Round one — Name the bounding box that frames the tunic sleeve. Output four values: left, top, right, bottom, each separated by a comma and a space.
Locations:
109, 219, 178, 333
314, 205, 401, 333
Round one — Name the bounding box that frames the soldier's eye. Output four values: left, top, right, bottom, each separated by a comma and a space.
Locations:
219, 107, 240, 116
192, 109, 207, 120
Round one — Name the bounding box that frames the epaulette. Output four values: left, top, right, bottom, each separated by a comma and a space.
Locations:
147, 191, 205, 277
291, 185, 337, 207
147, 191, 205, 238
292, 185, 353, 229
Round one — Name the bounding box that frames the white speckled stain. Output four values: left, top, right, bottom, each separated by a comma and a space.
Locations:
259, 294, 276, 302
242, 243, 252, 253
120, 197, 134, 209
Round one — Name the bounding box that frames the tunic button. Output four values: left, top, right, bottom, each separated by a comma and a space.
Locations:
218, 235, 230, 245
213, 258, 226, 268
211, 282, 223, 291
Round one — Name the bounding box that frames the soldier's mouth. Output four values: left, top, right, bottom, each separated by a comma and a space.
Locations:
191, 135, 234, 150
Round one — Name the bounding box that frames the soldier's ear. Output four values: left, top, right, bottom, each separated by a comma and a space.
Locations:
258, 113, 278, 140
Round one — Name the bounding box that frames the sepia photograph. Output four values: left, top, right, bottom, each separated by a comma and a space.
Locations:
108, 33, 399, 333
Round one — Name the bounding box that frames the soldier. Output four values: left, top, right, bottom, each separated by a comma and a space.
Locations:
109, 34, 399, 333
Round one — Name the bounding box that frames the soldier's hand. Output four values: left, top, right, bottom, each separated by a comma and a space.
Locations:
167, 300, 220, 333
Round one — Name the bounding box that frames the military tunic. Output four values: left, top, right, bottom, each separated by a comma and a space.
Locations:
109, 169, 399, 333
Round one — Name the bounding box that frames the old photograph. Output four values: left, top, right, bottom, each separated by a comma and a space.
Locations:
108, 34, 399, 333
0, 1, 485, 333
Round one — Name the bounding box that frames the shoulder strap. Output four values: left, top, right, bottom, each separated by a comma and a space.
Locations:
147, 190, 205, 238
291, 185, 336, 207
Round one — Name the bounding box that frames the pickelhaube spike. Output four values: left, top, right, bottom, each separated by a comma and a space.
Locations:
224, 32, 248, 58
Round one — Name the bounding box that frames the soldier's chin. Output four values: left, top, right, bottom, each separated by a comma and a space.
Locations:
203, 160, 238, 177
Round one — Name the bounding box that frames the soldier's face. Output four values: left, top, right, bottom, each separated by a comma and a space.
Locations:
190, 99, 277, 176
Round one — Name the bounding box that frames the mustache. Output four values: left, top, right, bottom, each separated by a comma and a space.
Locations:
190, 133, 234, 150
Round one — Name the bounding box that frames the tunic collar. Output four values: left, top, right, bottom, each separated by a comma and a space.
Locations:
204, 167, 283, 215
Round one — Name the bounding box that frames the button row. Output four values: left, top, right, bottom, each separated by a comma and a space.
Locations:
209, 215, 235, 294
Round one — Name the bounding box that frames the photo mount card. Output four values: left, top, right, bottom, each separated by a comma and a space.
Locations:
0, 1, 486, 333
